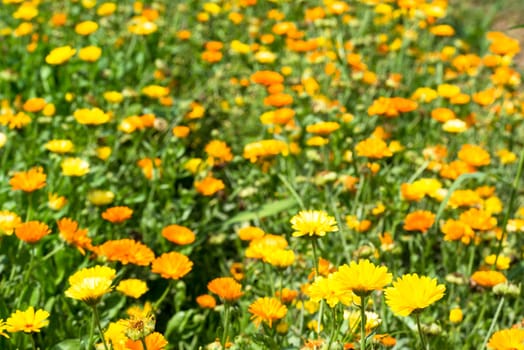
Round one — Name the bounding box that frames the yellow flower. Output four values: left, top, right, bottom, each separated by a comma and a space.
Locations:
248, 297, 287, 327
65, 266, 116, 305
116, 279, 148, 299
290, 210, 338, 237
44, 139, 74, 153
6, 307, 49, 333
307, 274, 354, 308
48, 193, 67, 210
87, 190, 115, 206
0, 210, 21, 235
333, 259, 392, 296
103, 91, 124, 104
74, 107, 110, 125
484, 254, 510, 270
449, 308, 463, 323
61, 157, 90, 176
45, 46, 76, 65
78, 46, 102, 62
97, 2, 117, 16
0, 319, 8, 338
487, 328, 524, 350
75, 20, 99, 35
385, 274, 445, 316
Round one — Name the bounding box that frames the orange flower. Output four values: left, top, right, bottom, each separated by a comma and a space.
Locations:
487, 32, 520, 56
243, 139, 289, 163
151, 252, 193, 280
441, 219, 475, 244
196, 294, 217, 309
15, 221, 51, 243
264, 93, 293, 107
194, 176, 225, 196
9, 167, 46, 192
250, 70, 284, 86
403, 210, 435, 233
205, 140, 233, 165
439, 160, 477, 180
23, 98, 46, 112
237, 226, 265, 241
471, 270, 506, 288
249, 297, 287, 327
57, 217, 93, 254
161, 224, 196, 245
126, 332, 168, 350
431, 108, 456, 123
355, 137, 393, 159
458, 144, 490, 167
459, 208, 497, 231
101, 206, 133, 223
207, 277, 243, 302
97, 239, 155, 266
306, 121, 340, 135
137, 158, 161, 180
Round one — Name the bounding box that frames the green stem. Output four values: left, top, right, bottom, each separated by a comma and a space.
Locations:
481, 297, 505, 349
317, 299, 324, 336
93, 305, 109, 350
311, 239, 320, 277
221, 303, 231, 349
327, 307, 338, 350
277, 174, 305, 210
360, 295, 367, 350
87, 305, 96, 350
416, 313, 428, 350
31, 333, 37, 350
494, 151, 524, 267
152, 282, 171, 310
140, 337, 149, 350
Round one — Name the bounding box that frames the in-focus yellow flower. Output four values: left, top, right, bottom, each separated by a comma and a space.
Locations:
487, 328, 524, 350
248, 297, 287, 327
307, 274, 354, 308
65, 266, 116, 305
61, 157, 90, 176
333, 259, 392, 296
385, 274, 446, 316
116, 279, 148, 299
6, 307, 49, 333
290, 210, 338, 237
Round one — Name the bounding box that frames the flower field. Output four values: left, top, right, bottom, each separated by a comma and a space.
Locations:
1, 0, 524, 349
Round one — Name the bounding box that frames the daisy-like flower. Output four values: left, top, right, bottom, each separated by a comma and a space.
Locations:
196, 294, 217, 309
97, 239, 155, 266
0, 210, 21, 236
9, 166, 46, 192
207, 277, 243, 302
101, 206, 133, 223
65, 265, 116, 305
61, 157, 90, 177
116, 279, 149, 299
151, 252, 193, 280
333, 259, 392, 296
307, 274, 355, 308
471, 270, 507, 288
126, 332, 168, 350
6, 306, 49, 333
487, 328, 524, 350
161, 224, 196, 245
384, 274, 446, 316
290, 210, 338, 237
15, 221, 51, 244
248, 297, 287, 327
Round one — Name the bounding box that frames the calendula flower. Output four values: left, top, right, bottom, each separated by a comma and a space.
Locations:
45, 46, 76, 65
333, 259, 392, 296
207, 277, 243, 302
471, 270, 507, 288
15, 221, 51, 244
6, 307, 49, 333
403, 210, 435, 233
194, 176, 225, 196
116, 279, 149, 298
97, 239, 155, 266
196, 294, 217, 309
101, 206, 133, 223
307, 274, 354, 308
249, 297, 287, 327
385, 274, 446, 316
9, 166, 46, 192
65, 265, 116, 305
57, 217, 93, 254
87, 190, 115, 206
48, 193, 67, 210
237, 226, 265, 241
45, 139, 74, 153
126, 332, 168, 350
487, 328, 524, 350
0, 210, 21, 236
121, 313, 155, 341
290, 210, 338, 237
61, 158, 90, 177
151, 252, 193, 280
161, 224, 196, 245
73, 107, 110, 125
449, 308, 463, 323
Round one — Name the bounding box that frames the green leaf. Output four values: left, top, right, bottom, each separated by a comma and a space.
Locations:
223, 198, 298, 226
51, 339, 82, 350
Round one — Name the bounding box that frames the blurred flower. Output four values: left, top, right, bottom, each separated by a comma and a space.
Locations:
205, 140, 233, 165
74, 108, 110, 125
449, 308, 463, 323
458, 144, 490, 167
65, 266, 116, 305
196, 294, 216, 309
61, 158, 90, 176
172, 126, 190, 138
117, 279, 149, 299
194, 176, 225, 196
237, 226, 265, 241
75, 20, 98, 35
142, 85, 169, 98
44, 139, 74, 153
207, 277, 243, 302
265, 249, 295, 268
97, 239, 154, 266
290, 210, 338, 238
9, 166, 46, 192
6, 307, 49, 333
249, 297, 287, 327
57, 217, 92, 254
23, 98, 46, 113
96, 146, 112, 160
484, 255, 510, 270
126, 332, 168, 350
243, 139, 288, 163
0, 210, 21, 236
79, 46, 102, 62
403, 210, 435, 233
487, 328, 524, 350
87, 190, 115, 206
385, 274, 446, 316
471, 270, 507, 288
97, 2, 117, 16
45, 46, 76, 65
103, 91, 124, 104
15, 221, 51, 244
333, 259, 392, 296
161, 224, 196, 245
151, 252, 193, 280
101, 206, 133, 223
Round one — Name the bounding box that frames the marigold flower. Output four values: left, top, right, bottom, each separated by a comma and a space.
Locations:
65, 265, 116, 305
249, 297, 287, 327
23, 97, 46, 112
403, 210, 435, 233
116, 279, 149, 298
458, 144, 490, 167
151, 252, 193, 280
449, 307, 463, 323
237, 226, 265, 241
355, 137, 393, 159
73, 107, 110, 125
45, 139, 74, 153
459, 208, 497, 231
205, 140, 233, 165
265, 249, 295, 267
98, 2, 117, 16
385, 274, 446, 316
194, 176, 225, 196
290, 210, 338, 237
102, 206, 133, 223
61, 157, 90, 177
15, 221, 51, 244
6, 307, 49, 333
245, 234, 288, 260
333, 259, 392, 296
487, 328, 524, 350
207, 277, 243, 302
196, 294, 217, 309
45, 46, 76, 65
78, 45, 102, 62
9, 166, 46, 192
141, 85, 169, 98
75, 20, 98, 35
57, 217, 93, 254
126, 332, 168, 350
471, 270, 507, 288
441, 219, 475, 244
97, 239, 155, 266
161, 224, 196, 245
243, 139, 289, 163
0, 210, 21, 236
87, 190, 115, 206
307, 274, 354, 308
